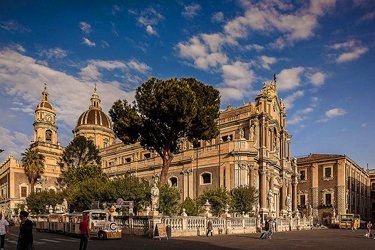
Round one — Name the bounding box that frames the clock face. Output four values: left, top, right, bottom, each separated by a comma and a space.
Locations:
46, 115, 52, 121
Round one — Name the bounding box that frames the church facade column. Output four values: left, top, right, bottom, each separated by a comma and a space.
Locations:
280, 177, 287, 215
259, 164, 268, 220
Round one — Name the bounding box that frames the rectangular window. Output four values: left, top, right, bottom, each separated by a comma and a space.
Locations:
21, 187, 27, 197
300, 194, 306, 206
325, 193, 332, 206
125, 157, 131, 163
371, 183, 375, 191
325, 167, 332, 178
300, 170, 306, 180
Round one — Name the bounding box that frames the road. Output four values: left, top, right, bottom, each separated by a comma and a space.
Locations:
6, 226, 374, 249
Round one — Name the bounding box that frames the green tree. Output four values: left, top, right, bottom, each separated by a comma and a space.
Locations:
66, 177, 109, 212
109, 175, 151, 213
63, 164, 107, 187
26, 190, 64, 214
181, 197, 199, 216
110, 77, 220, 184
58, 136, 101, 171
231, 186, 258, 214
198, 187, 231, 216
158, 185, 180, 216
21, 146, 45, 193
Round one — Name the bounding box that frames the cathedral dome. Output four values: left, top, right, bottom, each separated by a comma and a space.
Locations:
74, 86, 115, 149
77, 108, 112, 129
37, 101, 53, 110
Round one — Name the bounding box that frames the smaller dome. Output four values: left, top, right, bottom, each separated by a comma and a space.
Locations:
77, 109, 112, 129
37, 101, 53, 110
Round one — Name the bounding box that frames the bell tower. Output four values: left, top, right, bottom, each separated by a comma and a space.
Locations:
33, 84, 58, 145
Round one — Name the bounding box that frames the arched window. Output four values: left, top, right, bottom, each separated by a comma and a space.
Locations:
169, 177, 178, 187
46, 130, 52, 143
201, 172, 212, 185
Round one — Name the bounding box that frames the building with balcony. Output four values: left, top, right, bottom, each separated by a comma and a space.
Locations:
297, 154, 370, 224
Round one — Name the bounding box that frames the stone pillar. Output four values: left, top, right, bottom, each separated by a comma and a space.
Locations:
292, 178, 298, 212
280, 180, 287, 215
336, 159, 346, 216
259, 166, 267, 218
311, 163, 319, 222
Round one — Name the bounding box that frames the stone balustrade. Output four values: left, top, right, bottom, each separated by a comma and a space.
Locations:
114, 215, 313, 238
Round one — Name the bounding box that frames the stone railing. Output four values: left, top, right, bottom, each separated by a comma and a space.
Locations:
115, 214, 312, 238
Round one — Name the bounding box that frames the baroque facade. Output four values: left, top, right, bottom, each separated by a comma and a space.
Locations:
99, 80, 298, 221
2, 80, 372, 223
297, 154, 371, 224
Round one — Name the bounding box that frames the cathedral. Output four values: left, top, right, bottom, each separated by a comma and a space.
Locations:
0, 79, 342, 223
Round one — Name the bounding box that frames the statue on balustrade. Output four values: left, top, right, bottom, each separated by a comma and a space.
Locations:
268, 189, 274, 212
151, 182, 160, 211
286, 194, 292, 212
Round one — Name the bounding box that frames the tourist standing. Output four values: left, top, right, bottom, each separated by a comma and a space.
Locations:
366, 221, 372, 238
0, 213, 9, 250
79, 215, 90, 250
206, 219, 213, 237
17, 211, 33, 250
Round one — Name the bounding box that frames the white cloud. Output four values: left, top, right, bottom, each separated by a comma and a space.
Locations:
307, 71, 326, 86
0, 20, 31, 33
112, 5, 121, 15
329, 39, 368, 63
283, 90, 304, 109
218, 87, 245, 102
259, 56, 277, 70
182, 3, 201, 18
277, 67, 304, 91
336, 47, 368, 63
146, 25, 157, 35
79, 22, 92, 34
287, 107, 313, 125
0, 49, 137, 131
317, 108, 347, 123
177, 36, 227, 70
138, 8, 164, 26
325, 108, 346, 118
82, 38, 96, 47
101, 41, 110, 48
330, 40, 356, 50
137, 8, 164, 35
39, 47, 68, 59
361, 123, 367, 128
8, 43, 26, 53
359, 11, 375, 22
222, 61, 255, 88
126, 59, 151, 73
244, 44, 264, 51
211, 12, 224, 23
80, 59, 150, 81
0, 126, 31, 161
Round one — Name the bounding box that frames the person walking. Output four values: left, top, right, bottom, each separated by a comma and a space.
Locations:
206, 219, 213, 237
366, 221, 372, 238
17, 211, 33, 250
79, 215, 90, 250
0, 213, 9, 250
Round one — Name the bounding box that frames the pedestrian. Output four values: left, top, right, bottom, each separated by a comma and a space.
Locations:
366, 221, 372, 238
79, 215, 90, 250
351, 220, 356, 231
0, 213, 9, 250
274, 218, 278, 232
16, 210, 33, 250
206, 219, 213, 237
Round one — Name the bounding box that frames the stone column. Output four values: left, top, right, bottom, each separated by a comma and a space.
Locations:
292, 177, 298, 212
311, 163, 319, 222
259, 166, 267, 217
281, 180, 287, 215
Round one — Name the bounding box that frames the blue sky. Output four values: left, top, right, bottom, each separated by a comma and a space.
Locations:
0, 0, 374, 168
